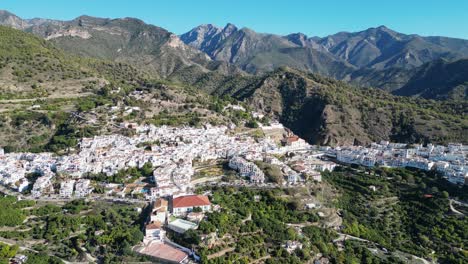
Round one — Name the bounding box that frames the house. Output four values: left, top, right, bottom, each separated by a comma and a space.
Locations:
228, 156, 265, 183
145, 221, 165, 242
310, 171, 322, 182
12, 254, 28, 264
74, 179, 92, 197
283, 240, 303, 253
150, 198, 168, 223
172, 195, 211, 216
59, 180, 75, 198
282, 135, 301, 147
15, 179, 29, 193
31, 175, 53, 198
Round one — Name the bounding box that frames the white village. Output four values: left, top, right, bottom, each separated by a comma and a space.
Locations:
0, 120, 466, 263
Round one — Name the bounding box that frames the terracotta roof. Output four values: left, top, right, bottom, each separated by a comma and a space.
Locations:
155, 207, 167, 213
173, 195, 211, 208
155, 198, 168, 208
285, 135, 299, 143
141, 242, 188, 263
146, 221, 162, 230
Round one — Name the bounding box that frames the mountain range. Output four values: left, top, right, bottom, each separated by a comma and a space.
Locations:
0, 10, 466, 146
1, 10, 467, 100
0, 10, 241, 80
181, 23, 468, 98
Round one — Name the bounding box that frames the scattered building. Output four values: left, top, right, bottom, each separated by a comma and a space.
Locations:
283, 240, 303, 253
172, 195, 211, 216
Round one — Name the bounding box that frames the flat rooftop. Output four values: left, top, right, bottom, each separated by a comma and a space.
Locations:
140, 242, 188, 263
169, 219, 198, 230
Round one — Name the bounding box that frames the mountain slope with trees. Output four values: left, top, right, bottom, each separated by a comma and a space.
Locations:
2, 10, 468, 100
0, 10, 243, 80
0, 12, 466, 147
393, 59, 468, 100
204, 68, 467, 145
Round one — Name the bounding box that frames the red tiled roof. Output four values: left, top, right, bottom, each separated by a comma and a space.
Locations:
146, 221, 162, 229
141, 242, 188, 263
173, 195, 210, 208
285, 136, 299, 143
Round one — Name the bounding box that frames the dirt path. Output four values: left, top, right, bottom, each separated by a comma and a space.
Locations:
207, 247, 235, 260
250, 254, 271, 264
0, 92, 93, 103
0, 237, 38, 253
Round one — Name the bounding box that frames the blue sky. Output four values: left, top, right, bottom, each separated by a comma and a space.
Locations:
2, 0, 467, 39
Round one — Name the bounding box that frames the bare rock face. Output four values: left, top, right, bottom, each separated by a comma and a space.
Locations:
181, 23, 468, 96
0, 10, 29, 29
0, 11, 241, 79
45, 28, 92, 40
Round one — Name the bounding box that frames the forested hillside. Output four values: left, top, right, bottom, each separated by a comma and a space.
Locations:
192, 67, 468, 145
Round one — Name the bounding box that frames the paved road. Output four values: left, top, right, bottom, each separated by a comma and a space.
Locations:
451, 199, 468, 207
1, 184, 148, 206
449, 199, 465, 216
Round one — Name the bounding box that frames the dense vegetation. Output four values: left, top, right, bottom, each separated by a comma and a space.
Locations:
24, 252, 63, 264
394, 58, 468, 100
175, 187, 401, 264
85, 162, 153, 184
0, 26, 92, 85
324, 166, 468, 264
0, 199, 148, 263
0, 242, 18, 264
0, 196, 34, 227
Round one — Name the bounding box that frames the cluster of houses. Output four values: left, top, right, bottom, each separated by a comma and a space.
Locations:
0, 124, 279, 198
228, 156, 265, 183
137, 194, 212, 263
329, 141, 467, 185
286, 155, 337, 183
58, 179, 92, 198
1, 120, 464, 201
0, 121, 340, 200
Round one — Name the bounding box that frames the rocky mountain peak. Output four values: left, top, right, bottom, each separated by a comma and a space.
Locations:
0, 9, 29, 29
223, 23, 238, 34
286, 33, 309, 47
